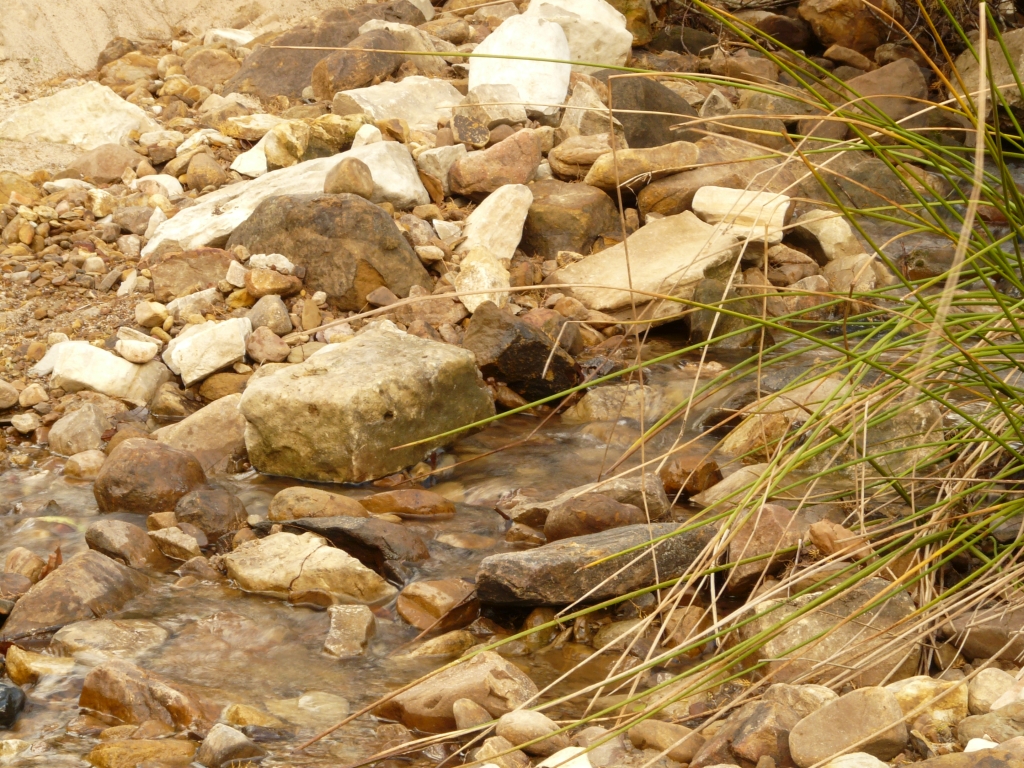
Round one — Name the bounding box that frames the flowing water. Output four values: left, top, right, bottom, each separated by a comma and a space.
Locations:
0, 336, 844, 767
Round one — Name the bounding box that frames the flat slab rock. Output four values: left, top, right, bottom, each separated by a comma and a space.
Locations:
477, 522, 716, 605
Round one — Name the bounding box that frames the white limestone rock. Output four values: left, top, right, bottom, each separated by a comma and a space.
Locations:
0, 82, 157, 150
31, 341, 169, 406
457, 183, 533, 266
339, 76, 464, 131
523, 0, 633, 73
691, 186, 790, 244
550, 211, 740, 311
455, 248, 511, 313
469, 15, 572, 117
168, 318, 252, 387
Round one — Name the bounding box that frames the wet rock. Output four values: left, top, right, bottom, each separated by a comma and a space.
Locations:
324, 604, 376, 657
228, 193, 431, 310
789, 687, 909, 766
86, 739, 197, 768
458, 184, 534, 266
468, 15, 571, 117
223, 0, 426, 100
630, 719, 705, 763
970, 668, 1016, 715
173, 489, 248, 536
521, 180, 619, 260
223, 531, 397, 604
659, 455, 722, 496
51, 619, 169, 662
0, 552, 149, 640
67, 144, 143, 183
561, 383, 661, 424
240, 323, 493, 483
0, 82, 156, 150
80, 659, 216, 730
268, 487, 369, 521
454, 698, 494, 729
4, 548, 45, 583
0, 683, 26, 728
324, 157, 375, 198
361, 489, 454, 518
196, 723, 266, 767
32, 341, 169, 407
86, 519, 172, 570
503, 473, 670, 528
397, 579, 478, 630
544, 493, 646, 542
311, 30, 404, 100
788, 210, 864, 264
463, 301, 578, 400
48, 403, 111, 457
450, 130, 543, 198
259, 515, 429, 570
520, 308, 583, 356
478, 522, 715, 605
94, 438, 207, 514
4, 646, 74, 685
152, 394, 247, 474
550, 211, 739, 314
375, 651, 539, 731
149, 527, 203, 560
149, 248, 236, 303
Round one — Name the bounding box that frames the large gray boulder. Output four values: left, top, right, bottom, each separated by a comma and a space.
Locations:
239, 323, 494, 483
477, 522, 716, 605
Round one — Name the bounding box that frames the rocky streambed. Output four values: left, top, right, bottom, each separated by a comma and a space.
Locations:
0, 0, 1021, 766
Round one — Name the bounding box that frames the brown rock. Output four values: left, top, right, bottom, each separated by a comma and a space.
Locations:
174, 488, 248, 538
183, 48, 241, 89
547, 134, 614, 179
798, 0, 899, 53
4, 547, 45, 583
630, 720, 705, 763
268, 486, 369, 521
375, 651, 538, 732
186, 153, 228, 190
227, 194, 432, 310
149, 248, 236, 303
659, 455, 722, 495
244, 268, 303, 298
396, 579, 478, 631
450, 130, 542, 197
543, 493, 646, 542
324, 157, 375, 198
68, 144, 143, 184
726, 504, 801, 592
0, 171, 39, 205
86, 739, 197, 768
0, 552, 149, 640
310, 30, 404, 100
198, 372, 249, 401
521, 179, 619, 260
94, 438, 207, 514
80, 659, 218, 730
223, 0, 426, 100
86, 519, 173, 570
360, 489, 455, 518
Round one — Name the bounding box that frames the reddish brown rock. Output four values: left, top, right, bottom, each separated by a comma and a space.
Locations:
450, 130, 542, 198
93, 438, 207, 514
148, 248, 236, 303
396, 579, 478, 631
543, 493, 646, 542
360, 489, 455, 518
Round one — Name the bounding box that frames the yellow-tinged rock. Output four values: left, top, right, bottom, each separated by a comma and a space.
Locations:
5, 646, 75, 685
